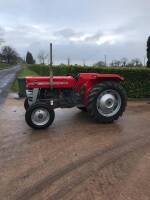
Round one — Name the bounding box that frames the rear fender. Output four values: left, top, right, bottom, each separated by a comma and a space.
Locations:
83, 75, 124, 105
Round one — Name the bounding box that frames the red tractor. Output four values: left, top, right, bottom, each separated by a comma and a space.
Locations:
24, 73, 127, 129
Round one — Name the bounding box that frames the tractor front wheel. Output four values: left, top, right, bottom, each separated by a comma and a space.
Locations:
25, 103, 55, 129
24, 98, 29, 110
87, 81, 127, 123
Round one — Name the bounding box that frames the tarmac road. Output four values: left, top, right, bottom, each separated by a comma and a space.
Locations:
0, 96, 150, 200
0, 65, 21, 104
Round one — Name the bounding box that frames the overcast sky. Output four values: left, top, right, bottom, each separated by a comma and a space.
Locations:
0, 0, 150, 64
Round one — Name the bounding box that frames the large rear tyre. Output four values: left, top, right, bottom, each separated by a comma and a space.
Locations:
87, 81, 127, 123
25, 103, 55, 129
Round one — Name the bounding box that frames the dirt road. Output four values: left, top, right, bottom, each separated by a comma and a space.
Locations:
0, 95, 150, 200
0, 65, 21, 104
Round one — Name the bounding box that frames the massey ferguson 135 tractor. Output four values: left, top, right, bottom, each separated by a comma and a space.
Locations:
24, 73, 127, 129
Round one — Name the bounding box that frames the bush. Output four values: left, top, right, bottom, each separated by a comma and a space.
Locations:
27, 64, 150, 98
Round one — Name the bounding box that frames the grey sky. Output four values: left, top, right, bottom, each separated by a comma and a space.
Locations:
0, 0, 150, 64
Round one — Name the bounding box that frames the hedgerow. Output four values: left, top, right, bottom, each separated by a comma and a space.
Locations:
27, 64, 150, 98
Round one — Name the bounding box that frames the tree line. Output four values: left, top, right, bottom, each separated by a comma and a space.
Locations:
0, 34, 150, 67
0, 46, 46, 65
94, 37, 150, 68
25, 50, 48, 65
94, 57, 143, 67
24, 36, 150, 67
147, 36, 150, 67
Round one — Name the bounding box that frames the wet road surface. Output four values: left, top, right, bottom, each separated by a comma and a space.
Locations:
0, 95, 150, 200
0, 65, 21, 104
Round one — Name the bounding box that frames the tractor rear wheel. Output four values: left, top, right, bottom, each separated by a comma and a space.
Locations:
87, 81, 127, 123
25, 103, 55, 129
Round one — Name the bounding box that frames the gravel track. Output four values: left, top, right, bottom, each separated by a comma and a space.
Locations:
0, 96, 150, 200
0, 65, 21, 104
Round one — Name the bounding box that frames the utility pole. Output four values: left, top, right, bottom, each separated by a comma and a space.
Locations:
144, 56, 146, 67
50, 43, 53, 66
104, 55, 107, 66
49, 43, 53, 89
67, 58, 70, 66
83, 59, 86, 66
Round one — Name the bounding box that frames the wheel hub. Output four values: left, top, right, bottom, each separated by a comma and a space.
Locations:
38, 113, 44, 119
100, 94, 115, 109
31, 108, 50, 126
97, 90, 121, 117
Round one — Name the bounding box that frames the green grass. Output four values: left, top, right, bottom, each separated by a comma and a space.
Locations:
17, 66, 38, 77
0, 63, 14, 70
11, 66, 38, 92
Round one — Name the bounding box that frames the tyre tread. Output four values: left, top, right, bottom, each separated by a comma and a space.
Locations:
87, 81, 127, 123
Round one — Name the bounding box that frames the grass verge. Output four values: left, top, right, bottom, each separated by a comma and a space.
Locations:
11, 65, 38, 92
0, 63, 14, 70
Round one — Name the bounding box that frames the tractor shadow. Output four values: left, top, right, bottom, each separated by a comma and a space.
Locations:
73, 110, 92, 123
71, 110, 122, 131
23, 109, 123, 140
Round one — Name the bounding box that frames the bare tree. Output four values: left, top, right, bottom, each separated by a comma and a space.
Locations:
110, 61, 114, 67
121, 57, 128, 67
38, 50, 48, 64
111, 60, 121, 67
94, 61, 106, 67
1, 46, 18, 64
130, 58, 142, 67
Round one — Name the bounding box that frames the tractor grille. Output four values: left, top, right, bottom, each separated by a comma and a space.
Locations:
26, 90, 33, 103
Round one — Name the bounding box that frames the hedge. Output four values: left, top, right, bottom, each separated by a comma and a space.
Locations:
27, 64, 150, 98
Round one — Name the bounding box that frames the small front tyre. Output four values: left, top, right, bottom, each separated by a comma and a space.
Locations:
25, 103, 55, 129
24, 98, 29, 110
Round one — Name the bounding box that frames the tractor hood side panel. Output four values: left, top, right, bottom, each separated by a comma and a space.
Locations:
26, 76, 77, 89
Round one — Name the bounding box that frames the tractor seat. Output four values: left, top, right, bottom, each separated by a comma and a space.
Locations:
73, 74, 80, 80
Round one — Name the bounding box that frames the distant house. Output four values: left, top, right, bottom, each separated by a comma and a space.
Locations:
0, 53, 2, 62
